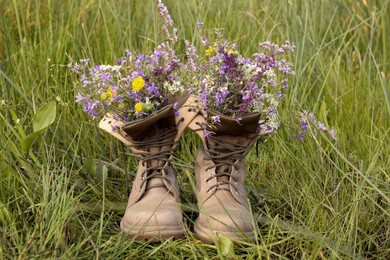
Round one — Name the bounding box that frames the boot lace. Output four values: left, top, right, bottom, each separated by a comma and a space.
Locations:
127, 118, 184, 191
196, 122, 252, 196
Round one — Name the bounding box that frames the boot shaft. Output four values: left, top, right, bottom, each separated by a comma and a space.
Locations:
189, 109, 264, 208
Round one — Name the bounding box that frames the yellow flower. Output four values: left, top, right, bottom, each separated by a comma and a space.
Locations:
226, 49, 239, 55
205, 46, 215, 56
134, 103, 143, 112
101, 87, 116, 100
118, 103, 125, 109
107, 87, 116, 99
132, 76, 145, 91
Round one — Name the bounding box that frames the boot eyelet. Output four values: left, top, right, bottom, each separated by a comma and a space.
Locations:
235, 181, 239, 185
235, 190, 240, 195
207, 188, 212, 193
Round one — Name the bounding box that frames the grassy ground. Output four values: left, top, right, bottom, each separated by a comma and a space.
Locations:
1, 0, 389, 258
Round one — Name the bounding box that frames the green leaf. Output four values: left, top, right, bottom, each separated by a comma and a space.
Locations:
21, 129, 44, 153
21, 101, 57, 153
33, 101, 56, 133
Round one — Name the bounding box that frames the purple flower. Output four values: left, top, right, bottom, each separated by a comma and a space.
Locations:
203, 129, 212, 138
146, 82, 161, 97
125, 50, 133, 58
309, 112, 317, 122
296, 133, 304, 141
268, 108, 276, 114
201, 36, 209, 46
173, 102, 179, 117
75, 93, 85, 103
300, 121, 308, 133
329, 129, 337, 140
317, 121, 327, 131
71, 64, 79, 73
215, 87, 229, 106
80, 58, 89, 65
197, 21, 204, 28
101, 73, 111, 83
211, 116, 220, 124
83, 101, 100, 118
277, 91, 286, 99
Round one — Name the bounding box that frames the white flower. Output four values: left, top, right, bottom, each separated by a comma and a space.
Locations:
250, 100, 264, 112
243, 63, 262, 79
265, 113, 280, 130
100, 65, 121, 71
163, 80, 184, 94
264, 68, 276, 79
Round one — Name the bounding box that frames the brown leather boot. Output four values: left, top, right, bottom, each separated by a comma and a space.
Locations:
189, 110, 266, 243
99, 97, 198, 241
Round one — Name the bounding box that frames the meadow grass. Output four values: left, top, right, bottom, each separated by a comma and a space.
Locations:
1, 0, 389, 258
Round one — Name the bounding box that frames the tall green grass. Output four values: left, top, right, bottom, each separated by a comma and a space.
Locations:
1, 0, 389, 258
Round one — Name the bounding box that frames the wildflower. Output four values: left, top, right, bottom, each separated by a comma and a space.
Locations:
71, 64, 79, 72
80, 58, 89, 65
118, 103, 125, 109
163, 81, 183, 94
132, 76, 145, 91
205, 46, 215, 56
197, 21, 204, 28
107, 86, 117, 99
296, 133, 304, 141
317, 121, 327, 131
201, 36, 209, 46
134, 103, 143, 112
101, 73, 111, 83
211, 116, 221, 124
329, 129, 337, 140
174, 102, 180, 117
75, 93, 85, 103
203, 129, 212, 138
225, 49, 239, 55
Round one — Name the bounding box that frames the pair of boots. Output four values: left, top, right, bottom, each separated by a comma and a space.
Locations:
99, 96, 266, 243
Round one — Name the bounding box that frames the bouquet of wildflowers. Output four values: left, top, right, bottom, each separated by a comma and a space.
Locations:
71, 1, 198, 123
196, 29, 296, 133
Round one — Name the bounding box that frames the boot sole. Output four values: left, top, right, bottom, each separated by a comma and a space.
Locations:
194, 221, 255, 244
121, 224, 185, 241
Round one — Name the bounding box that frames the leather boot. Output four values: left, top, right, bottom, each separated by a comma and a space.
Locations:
99, 97, 198, 241
189, 110, 266, 243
